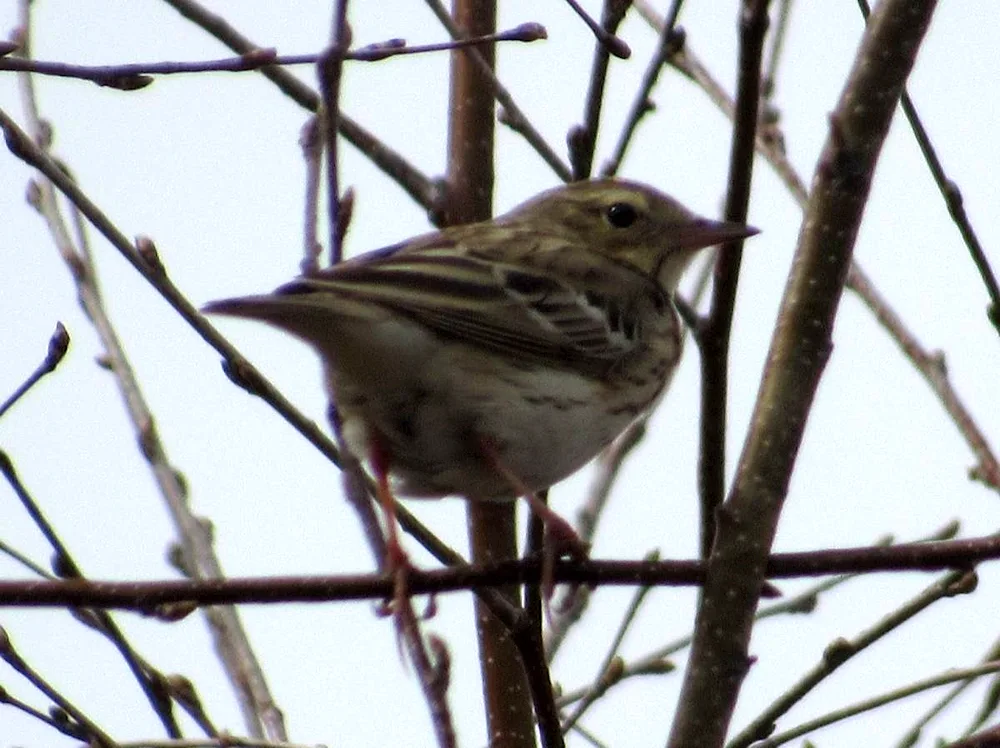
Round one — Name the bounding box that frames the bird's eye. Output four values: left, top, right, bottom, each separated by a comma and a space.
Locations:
606, 202, 639, 228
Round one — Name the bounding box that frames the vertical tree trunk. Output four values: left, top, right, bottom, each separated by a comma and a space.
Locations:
445, 2, 537, 747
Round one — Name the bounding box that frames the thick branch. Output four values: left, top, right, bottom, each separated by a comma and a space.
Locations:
668, 1, 940, 746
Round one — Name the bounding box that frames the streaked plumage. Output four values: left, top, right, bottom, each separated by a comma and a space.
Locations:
205, 179, 756, 501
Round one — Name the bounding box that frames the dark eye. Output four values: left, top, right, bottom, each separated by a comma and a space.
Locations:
606, 202, 639, 228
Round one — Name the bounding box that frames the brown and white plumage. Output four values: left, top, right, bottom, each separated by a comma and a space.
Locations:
205, 178, 757, 501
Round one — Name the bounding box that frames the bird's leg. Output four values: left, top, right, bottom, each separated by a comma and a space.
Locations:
478, 438, 589, 603
369, 437, 411, 618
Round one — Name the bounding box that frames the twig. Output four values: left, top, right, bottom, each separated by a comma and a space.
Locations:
299, 116, 323, 274
761, 0, 794, 103
728, 569, 977, 748
638, 12, 1000, 492
395, 606, 458, 748
754, 660, 1000, 748
893, 635, 1000, 748
568, 0, 633, 180
847, 268, 1000, 489
514, 497, 565, 746
0, 687, 91, 742
554, 524, 958, 710
0, 25, 548, 87
561, 0, 631, 60
160, 0, 440, 215
0, 322, 69, 419
600, 0, 685, 178
695, 0, 767, 561
0, 626, 116, 747
854, 0, 1000, 340
317, 3, 350, 266
425, 0, 573, 184
560, 550, 660, 733
0, 451, 185, 737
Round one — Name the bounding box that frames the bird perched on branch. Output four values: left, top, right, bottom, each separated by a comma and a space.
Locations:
205, 178, 757, 581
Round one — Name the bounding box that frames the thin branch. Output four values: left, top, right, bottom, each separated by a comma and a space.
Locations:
728, 569, 977, 748
520, 497, 551, 736
0, 487, 223, 741
299, 116, 323, 274
760, 0, 794, 103
560, 550, 660, 734
0, 627, 116, 747
854, 0, 1000, 339
515, 501, 565, 745
893, 635, 1000, 748
2, 532, 1000, 609
561, 0, 631, 60
0, 25, 548, 87
0, 322, 69, 419
634, 12, 1000, 491
0, 536, 52, 578
0, 450, 184, 737
394, 606, 458, 748
0, 687, 91, 742
847, 268, 1000, 489
569, 0, 632, 180
754, 661, 1000, 748
425, 0, 573, 184
318, 4, 349, 266
695, 0, 768, 561
600, 0, 685, 178
556, 522, 962, 710
160, 0, 440, 215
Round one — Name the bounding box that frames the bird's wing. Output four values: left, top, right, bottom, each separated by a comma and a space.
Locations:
275, 235, 666, 377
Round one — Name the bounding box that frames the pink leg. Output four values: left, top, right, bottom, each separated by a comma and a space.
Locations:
369, 437, 410, 615
478, 438, 589, 602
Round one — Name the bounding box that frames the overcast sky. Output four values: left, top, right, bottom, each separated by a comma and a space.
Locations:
1, 2, 998, 747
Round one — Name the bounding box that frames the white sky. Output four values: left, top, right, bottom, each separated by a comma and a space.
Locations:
1, 2, 998, 747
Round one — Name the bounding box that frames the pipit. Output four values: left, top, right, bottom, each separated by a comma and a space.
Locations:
205, 179, 757, 584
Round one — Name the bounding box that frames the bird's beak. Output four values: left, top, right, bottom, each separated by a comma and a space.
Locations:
672, 218, 759, 251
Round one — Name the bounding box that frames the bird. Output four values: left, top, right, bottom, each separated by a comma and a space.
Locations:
204, 178, 757, 572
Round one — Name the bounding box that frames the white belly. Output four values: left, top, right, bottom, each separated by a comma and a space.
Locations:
334, 344, 644, 501
328, 315, 671, 501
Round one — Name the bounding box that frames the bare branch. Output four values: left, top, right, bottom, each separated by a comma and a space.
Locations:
755, 660, 1000, 748
854, 0, 1000, 339
2, 532, 999, 609
161, 0, 440, 214
729, 570, 977, 747
635, 8, 1000, 492
669, 2, 941, 744
0, 322, 69, 419
568, 0, 633, 180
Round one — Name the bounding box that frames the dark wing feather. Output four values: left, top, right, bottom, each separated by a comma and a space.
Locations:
277, 236, 662, 377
